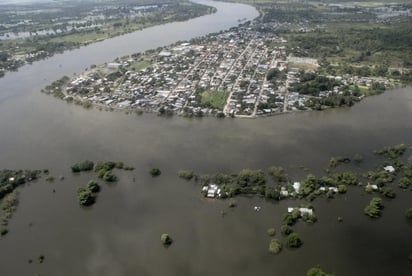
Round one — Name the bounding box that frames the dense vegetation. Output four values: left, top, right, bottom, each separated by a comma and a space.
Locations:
77, 187, 96, 206
77, 180, 101, 206
41, 76, 70, 99
177, 170, 194, 180
235, 0, 412, 85
285, 233, 303, 248
188, 143, 412, 206
71, 160, 133, 206
180, 142, 411, 257
71, 160, 94, 173
0, 169, 43, 234
374, 144, 406, 159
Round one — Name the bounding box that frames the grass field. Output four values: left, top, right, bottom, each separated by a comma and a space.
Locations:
128, 60, 151, 71
200, 91, 228, 109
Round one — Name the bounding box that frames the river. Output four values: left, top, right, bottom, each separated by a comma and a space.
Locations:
0, 1, 411, 275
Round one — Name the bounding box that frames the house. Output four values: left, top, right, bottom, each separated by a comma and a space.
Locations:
117, 100, 132, 108
320, 186, 338, 193
366, 183, 379, 190
107, 62, 121, 69
384, 165, 395, 173
206, 184, 220, 198
280, 187, 289, 197
293, 182, 301, 193
287, 207, 314, 216
329, 187, 338, 193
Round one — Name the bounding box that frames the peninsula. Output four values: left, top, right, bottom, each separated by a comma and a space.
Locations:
42, 0, 412, 118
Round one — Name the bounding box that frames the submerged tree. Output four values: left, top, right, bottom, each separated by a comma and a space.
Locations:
161, 233, 173, 245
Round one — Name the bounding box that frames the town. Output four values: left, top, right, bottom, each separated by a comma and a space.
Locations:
54, 25, 393, 118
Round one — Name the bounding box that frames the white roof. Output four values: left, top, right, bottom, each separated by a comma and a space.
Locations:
384, 166, 395, 173
293, 182, 301, 193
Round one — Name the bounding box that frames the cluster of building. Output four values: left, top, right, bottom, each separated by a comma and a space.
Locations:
64, 27, 291, 117
287, 207, 314, 216
62, 26, 394, 117
202, 184, 223, 198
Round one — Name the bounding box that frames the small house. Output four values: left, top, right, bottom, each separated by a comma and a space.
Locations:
384, 166, 395, 173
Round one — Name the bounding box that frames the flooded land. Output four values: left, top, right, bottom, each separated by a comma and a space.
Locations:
0, 1, 411, 275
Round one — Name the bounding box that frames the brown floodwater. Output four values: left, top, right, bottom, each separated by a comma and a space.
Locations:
0, 1, 411, 275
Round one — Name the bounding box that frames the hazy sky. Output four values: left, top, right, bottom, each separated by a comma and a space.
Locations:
1, 0, 53, 3
0, 0, 73, 4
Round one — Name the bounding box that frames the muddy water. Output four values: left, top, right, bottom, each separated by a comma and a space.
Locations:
0, 1, 411, 275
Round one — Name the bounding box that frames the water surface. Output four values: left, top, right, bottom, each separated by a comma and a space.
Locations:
0, 1, 411, 275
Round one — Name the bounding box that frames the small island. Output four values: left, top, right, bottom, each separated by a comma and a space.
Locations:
41, 0, 412, 119
161, 233, 173, 246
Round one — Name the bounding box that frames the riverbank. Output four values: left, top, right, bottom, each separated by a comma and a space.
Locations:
41, 24, 397, 119
0, 0, 216, 79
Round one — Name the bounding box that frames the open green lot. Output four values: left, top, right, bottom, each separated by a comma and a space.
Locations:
200, 91, 228, 109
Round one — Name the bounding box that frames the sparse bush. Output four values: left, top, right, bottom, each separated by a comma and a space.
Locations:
150, 168, 161, 177
161, 233, 172, 245
267, 228, 276, 236
177, 170, 194, 180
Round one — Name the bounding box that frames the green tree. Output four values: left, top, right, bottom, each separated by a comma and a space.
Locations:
267, 228, 276, 236
286, 233, 302, 248
177, 170, 194, 180
77, 188, 96, 206
268, 166, 287, 183
265, 186, 280, 200
364, 197, 383, 218
333, 172, 357, 186
283, 213, 297, 226
161, 233, 172, 245
78, 160, 94, 171
398, 177, 411, 189
268, 238, 282, 254
237, 169, 266, 187
87, 180, 100, 193
281, 225, 293, 236
150, 168, 161, 177
405, 208, 412, 220
381, 186, 396, 198
300, 174, 318, 196
337, 184, 347, 193
94, 161, 116, 173
103, 171, 117, 182
307, 266, 334, 276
